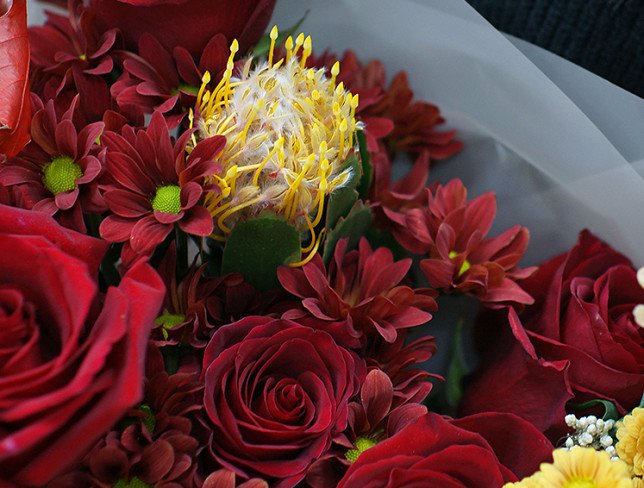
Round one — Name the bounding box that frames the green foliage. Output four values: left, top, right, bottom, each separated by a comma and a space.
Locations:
323, 201, 372, 264
356, 131, 373, 199
221, 212, 301, 291
446, 320, 469, 409
326, 153, 362, 230
571, 399, 620, 421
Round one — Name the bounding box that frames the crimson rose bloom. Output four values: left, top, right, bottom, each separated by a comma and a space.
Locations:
202, 316, 366, 487
88, 0, 276, 57
337, 412, 553, 487
460, 230, 644, 438
0, 204, 164, 485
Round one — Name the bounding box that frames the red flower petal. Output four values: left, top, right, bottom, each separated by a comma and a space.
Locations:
0, 0, 30, 158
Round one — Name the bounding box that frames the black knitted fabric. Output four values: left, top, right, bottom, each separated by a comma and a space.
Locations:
466, 0, 644, 98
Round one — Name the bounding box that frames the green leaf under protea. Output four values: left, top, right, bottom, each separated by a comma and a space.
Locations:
221, 212, 301, 291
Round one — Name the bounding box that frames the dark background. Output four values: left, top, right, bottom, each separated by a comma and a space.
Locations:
465, 0, 644, 98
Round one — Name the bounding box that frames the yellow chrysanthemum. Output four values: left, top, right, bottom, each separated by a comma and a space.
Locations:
504, 448, 633, 488
191, 26, 360, 259
617, 408, 644, 477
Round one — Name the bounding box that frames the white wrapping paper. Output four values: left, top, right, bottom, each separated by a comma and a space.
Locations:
27, 0, 644, 265
271, 0, 644, 266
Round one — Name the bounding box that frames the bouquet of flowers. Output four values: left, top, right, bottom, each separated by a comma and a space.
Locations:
1, 0, 642, 486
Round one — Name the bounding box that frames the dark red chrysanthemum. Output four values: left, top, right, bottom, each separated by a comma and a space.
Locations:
99, 110, 224, 255
29, 6, 118, 81
371, 150, 430, 231
0, 95, 105, 232
396, 178, 536, 306
111, 33, 229, 127
278, 238, 437, 344
28, 4, 120, 125
152, 243, 222, 348
50, 343, 203, 487
201, 469, 268, 488
305, 368, 431, 488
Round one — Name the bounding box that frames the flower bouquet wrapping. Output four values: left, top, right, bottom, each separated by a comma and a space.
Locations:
1, 0, 643, 486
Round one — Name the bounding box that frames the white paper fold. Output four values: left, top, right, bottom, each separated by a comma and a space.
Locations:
272, 0, 644, 266
26, 0, 644, 265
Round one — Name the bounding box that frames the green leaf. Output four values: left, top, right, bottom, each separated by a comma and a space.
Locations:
252, 13, 309, 58
446, 320, 469, 408
326, 154, 362, 230
356, 131, 373, 199
570, 399, 620, 421
222, 212, 301, 291
323, 201, 372, 264
326, 187, 359, 231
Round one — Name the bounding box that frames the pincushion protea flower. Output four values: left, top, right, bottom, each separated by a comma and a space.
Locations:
192, 27, 361, 256
278, 238, 437, 344
99, 111, 224, 255
0, 95, 105, 232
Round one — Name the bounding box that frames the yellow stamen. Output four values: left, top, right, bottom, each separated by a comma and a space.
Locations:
288, 228, 326, 267
268, 25, 279, 67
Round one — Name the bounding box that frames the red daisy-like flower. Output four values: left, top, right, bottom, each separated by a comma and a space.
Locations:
111, 32, 229, 127
29, 4, 120, 125
50, 343, 203, 487
29, 6, 118, 81
371, 150, 430, 231
0, 95, 105, 232
397, 178, 536, 306
306, 368, 431, 488
99, 110, 224, 255
278, 238, 437, 344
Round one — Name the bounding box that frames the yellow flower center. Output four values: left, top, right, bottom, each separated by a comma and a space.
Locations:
563, 479, 596, 488
449, 250, 471, 276
42, 156, 82, 195
151, 185, 182, 214
192, 26, 360, 251
345, 436, 378, 463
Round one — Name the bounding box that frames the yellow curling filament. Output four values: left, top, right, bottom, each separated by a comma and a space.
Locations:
192, 26, 362, 264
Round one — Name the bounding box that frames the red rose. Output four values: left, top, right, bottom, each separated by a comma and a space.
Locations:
0, 204, 164, 485
88, 0, 276, 57
202, 316, 366, 487
460, 230, 644, 437
337, 412, 552, 487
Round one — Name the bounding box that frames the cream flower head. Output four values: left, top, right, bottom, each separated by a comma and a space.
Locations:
504, 447, 634, 488
191, 26, 361, 254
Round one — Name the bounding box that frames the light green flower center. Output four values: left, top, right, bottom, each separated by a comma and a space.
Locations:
151, 185, 182, 214
449, 250, 471, 276
345, 436, 378, 463
138, 403, 156, 434
155, 312, 186, 340
42, 156, 82, 195
113, 476, 151, 488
